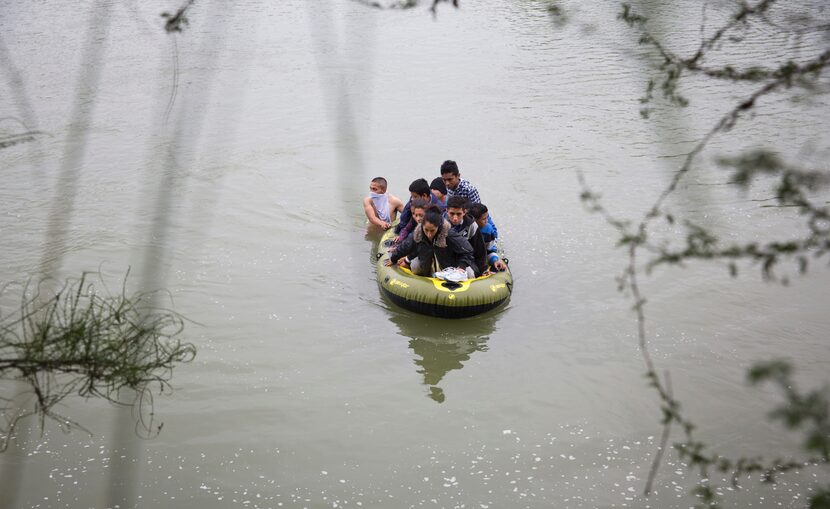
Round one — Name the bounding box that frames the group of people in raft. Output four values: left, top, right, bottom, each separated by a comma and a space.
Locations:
363, 160, 508, 281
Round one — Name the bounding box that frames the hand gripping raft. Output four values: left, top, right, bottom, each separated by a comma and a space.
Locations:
375, 227, 513, 318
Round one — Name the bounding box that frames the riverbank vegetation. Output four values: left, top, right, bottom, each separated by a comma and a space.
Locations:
0, 272, 195, 450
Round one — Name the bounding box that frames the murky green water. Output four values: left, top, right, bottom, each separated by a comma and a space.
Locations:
1, 1, 829, 507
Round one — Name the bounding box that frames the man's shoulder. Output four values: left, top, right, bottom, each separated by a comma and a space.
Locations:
458, 179, 481, 203
458, 179, 479, 196
459, 178, 478, 190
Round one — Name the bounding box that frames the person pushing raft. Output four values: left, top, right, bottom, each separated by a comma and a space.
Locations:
363, 177, 404, 230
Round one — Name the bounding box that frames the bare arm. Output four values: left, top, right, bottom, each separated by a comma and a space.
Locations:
363, 197, 390, 229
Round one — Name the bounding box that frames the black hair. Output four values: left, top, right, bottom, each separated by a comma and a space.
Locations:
468, 203, 488, 220
408, 178, 430, 197
424, 203, 441, 215
423, 209, 444, 228
440, 160, 459, 176
371, 176, 387, 191
429, 177, 447, 195
410, 198, 430, 211
446, 195, 468, 210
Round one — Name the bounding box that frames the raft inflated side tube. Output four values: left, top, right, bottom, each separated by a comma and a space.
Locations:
376, 227, 512, 318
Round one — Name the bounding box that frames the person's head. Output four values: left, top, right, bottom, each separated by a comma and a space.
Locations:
370, 177, 387, 194
408, 178, 431, 200
422, 208, 444, 240
430, 177, 447, 200
446, 195, 468, 226
440, 160, 460, 190
469, 203, 488, 229
410, 198, 430, 224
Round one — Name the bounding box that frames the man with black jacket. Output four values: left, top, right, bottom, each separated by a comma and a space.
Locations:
446, 196, 488, 277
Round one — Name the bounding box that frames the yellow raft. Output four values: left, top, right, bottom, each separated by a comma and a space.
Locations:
375, 226, 513, 318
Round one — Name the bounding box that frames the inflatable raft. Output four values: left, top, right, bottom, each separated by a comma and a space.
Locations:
375, 227, 513, 318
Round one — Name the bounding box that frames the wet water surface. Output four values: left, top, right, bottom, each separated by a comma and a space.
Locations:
1, 1, 829, 507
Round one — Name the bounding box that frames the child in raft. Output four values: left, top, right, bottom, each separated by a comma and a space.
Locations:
394, 178, 433, 236
430, 177, 448, 211
392, 197, 429, 248
468, 202, 507, 272
363, 177, 404, 230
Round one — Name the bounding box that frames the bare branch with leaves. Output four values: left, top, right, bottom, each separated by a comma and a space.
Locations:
0, 272, 196, 451
581, 2, 830, 507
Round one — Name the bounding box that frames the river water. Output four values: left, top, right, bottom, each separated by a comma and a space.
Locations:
1, 1, 829, 508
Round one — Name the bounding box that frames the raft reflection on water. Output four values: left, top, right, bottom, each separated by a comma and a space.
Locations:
387, 310, 500, 403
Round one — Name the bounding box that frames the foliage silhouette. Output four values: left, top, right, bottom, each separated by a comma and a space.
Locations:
581, 1, 830, 507
350, 0, 457, 15
0, 272, 195, 451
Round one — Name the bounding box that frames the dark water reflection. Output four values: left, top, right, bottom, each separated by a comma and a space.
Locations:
368, 226, 500, 403
368, 217, 502, 402
3, 1, 830, 507
389, 310, 498, 403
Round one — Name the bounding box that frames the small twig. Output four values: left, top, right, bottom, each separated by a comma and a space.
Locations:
645, 371, 674, 495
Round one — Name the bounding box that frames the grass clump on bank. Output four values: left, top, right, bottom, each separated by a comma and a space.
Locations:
0, 272, 195, 450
